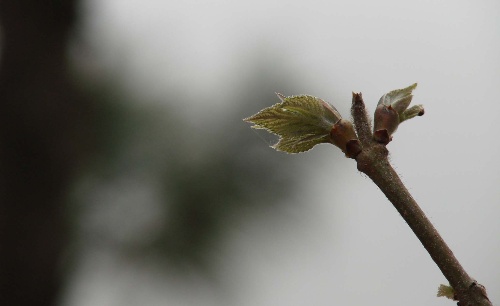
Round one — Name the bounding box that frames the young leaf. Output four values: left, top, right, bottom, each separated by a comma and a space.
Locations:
400, 104, 425, 122
244, 94, 341, 153
374, 83, 424, 144
378, 83, 418, 115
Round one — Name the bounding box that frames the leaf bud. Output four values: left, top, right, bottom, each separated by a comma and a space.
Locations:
330, 119, 361, 158
373, 104, 399, 144
373, 83, 423, 144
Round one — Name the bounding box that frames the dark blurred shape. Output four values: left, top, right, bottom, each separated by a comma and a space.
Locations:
155, 89, 299, 269
72, 71, 302, 272
0, 1, 95, 306
0, 0, 304, 305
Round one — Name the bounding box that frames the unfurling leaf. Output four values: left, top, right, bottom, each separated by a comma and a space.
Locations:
400, 104, 425, 122
374, 83, 424, 144
244, 94, 341, 153
378, 83, 418, 114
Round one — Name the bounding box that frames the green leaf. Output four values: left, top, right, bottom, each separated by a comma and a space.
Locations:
378, 83, 418, 115
244, 94, 341, 153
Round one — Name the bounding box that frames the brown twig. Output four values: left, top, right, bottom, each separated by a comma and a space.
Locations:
350, 92, 491, 306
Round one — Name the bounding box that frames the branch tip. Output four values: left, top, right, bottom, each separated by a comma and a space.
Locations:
350, 91, 372, 145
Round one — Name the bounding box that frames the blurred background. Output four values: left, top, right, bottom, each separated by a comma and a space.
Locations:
1, 0, 499, 305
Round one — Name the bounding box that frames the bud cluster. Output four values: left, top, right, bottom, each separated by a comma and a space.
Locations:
373, 83, 424, 144
244, 83, 423, 157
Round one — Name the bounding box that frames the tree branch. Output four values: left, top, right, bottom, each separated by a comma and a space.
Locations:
245, 87, 492, 304
351, 93, 492, 306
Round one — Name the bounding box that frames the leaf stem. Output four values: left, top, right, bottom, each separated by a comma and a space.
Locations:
351, 94, 492, 305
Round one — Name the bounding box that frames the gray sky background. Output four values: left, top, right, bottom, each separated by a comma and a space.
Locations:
65, 1, 500, 305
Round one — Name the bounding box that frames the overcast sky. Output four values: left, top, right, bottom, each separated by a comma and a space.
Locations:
66, 1, 500, 305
